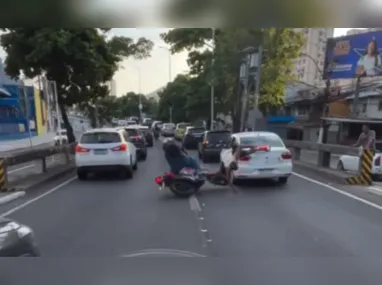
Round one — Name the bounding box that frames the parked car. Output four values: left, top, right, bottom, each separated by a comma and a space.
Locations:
128, 116, 139, 123
220, 131, 292, 185
151, 121, 163, 139
75, 128, 138, 179
138, 125, 154, 147
54, 129, 68, 146
0, 217, 41, 257
161, 123, 176, 137
175, 122, 191, 140
142, 118, 153, 127
183, 126, 205, 149
122, 125, 148, 160
198, 130, 231, 162
337, 149, 382, 179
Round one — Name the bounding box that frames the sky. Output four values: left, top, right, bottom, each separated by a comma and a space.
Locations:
0, 28, 360, 96
114, 28, 356, 96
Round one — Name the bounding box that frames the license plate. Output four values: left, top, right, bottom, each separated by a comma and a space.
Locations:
94, 149, 107, 155
258, 168, 274, 172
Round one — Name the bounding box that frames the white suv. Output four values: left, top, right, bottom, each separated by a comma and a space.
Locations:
75, 128, 138, 180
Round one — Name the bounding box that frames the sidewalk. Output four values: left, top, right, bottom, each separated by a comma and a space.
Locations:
0, 132, 55, 153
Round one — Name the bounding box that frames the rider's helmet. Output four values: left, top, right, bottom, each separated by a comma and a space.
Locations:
162, 138, 182, 158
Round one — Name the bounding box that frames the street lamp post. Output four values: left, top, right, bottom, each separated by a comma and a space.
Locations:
210, 28, 215, 130
130, 66, 142, 120
160, 46, 172, 82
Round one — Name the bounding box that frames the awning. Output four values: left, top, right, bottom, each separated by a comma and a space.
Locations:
0, 87, 11, 97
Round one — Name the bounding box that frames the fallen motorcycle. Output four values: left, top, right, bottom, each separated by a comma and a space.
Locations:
154, 168, 227, 198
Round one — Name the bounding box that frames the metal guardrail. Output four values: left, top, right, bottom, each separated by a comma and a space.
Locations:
284, 140, 360, 167
0, 143, 75, 192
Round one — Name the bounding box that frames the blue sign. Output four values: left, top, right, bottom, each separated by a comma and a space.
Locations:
324, 31, 382, 79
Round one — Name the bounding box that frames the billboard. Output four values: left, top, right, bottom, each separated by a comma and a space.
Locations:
323, 30, 382, 80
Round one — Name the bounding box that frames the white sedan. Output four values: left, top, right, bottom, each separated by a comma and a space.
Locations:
337, 151, 382, 175
75, 128, 138, 180
220, 131, 293, 185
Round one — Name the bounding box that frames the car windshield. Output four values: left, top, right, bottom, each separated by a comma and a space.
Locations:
240, 135, 284, 147
56, 130, 67, 136
206, 131, 231, 143
126, 129, 140, 136
80, 132, 121, 144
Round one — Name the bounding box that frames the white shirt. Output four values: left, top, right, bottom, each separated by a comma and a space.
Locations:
357, 55, 381, 76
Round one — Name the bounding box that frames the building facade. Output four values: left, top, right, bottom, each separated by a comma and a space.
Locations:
293, 28, 335, 87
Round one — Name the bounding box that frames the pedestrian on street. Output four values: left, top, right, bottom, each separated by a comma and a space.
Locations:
354, 124, 376, 151
353, 124, 376, 171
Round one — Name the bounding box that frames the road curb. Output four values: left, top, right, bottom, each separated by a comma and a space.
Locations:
293, 161, 349, 185
0, 191, 26, 205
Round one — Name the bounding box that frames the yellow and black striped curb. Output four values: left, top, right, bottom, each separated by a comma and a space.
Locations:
0, 158, 15, 192
346, 149, 373, 185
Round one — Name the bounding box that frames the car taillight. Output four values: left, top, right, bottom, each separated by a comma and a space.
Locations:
75, 145, 90, 153
111, 144, 127, 151
239, 155, 251, 161
375, 156, 381, 166
203, 140, 209, 145
132, 136, 142, 141
281, 152, 292, 160
255, 145, 270, 151
155, 176, 163, 185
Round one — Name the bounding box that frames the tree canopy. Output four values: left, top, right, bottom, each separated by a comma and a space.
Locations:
160, 28, 304, 130
83, 92, 158, 127
0, 28, 153, 141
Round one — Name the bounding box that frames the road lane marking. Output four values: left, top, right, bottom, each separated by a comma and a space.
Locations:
189, 195, 202, 212
1, 176, 77, 217
292, 172, 382, 211
8, 164, 35, 174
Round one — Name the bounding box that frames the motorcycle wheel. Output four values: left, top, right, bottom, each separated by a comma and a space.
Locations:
169, 181, 203, 198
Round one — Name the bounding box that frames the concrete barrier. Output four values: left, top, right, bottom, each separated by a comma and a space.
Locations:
0, 143, 75, 192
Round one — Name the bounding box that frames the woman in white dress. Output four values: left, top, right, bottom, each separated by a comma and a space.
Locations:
356, 39, 381, 77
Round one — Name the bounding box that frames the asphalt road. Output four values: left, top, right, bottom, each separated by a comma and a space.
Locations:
2, 142, 382, 283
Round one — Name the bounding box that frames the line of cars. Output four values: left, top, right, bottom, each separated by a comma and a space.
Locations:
74, 124, 154, 180
161, 122, 293, 185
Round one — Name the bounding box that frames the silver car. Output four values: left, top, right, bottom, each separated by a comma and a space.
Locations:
161, 123, 176, 137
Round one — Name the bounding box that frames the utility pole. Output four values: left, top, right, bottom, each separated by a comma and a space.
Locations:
169, 106, 173, 123
240, 54, 250, 131
252, 45, 263, 131
351, 76, 362, 117
210, 28, 215, 130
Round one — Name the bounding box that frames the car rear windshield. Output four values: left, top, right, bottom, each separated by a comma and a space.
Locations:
164, 124, 175, 129
206, 131, 231, 143
240, 135, 284, 147
189, 128, 205, 134
80, 132, 121, 144
139, 128, 150, 134
126, 121, 136, 125
126, 129, 140, 136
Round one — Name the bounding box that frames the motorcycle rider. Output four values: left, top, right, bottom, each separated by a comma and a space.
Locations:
162, 139, 200, 174
162, 139, 238, 191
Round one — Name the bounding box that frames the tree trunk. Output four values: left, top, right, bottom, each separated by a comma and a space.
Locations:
59, 103, 76, 143
232, 80, 243, 133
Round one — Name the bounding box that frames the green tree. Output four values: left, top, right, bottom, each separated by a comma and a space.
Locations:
0, 28, 153, 142
161, 28, 304, 130
114, 92, 158, 119
163, 0, 329, 27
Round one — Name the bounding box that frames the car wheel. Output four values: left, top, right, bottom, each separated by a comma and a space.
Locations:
277, 177, 288, 185
124, 166, 134, 179
77, 169, 87, 180
141, 152, 147, 161
133, 159, 138, 171
337, 161, 345, 171
202, 155, 209, 163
